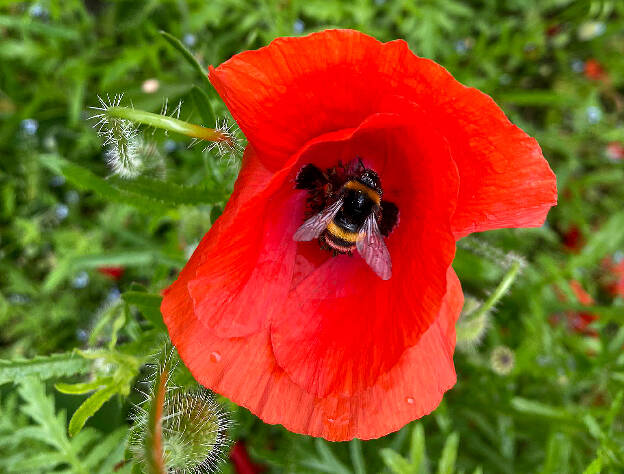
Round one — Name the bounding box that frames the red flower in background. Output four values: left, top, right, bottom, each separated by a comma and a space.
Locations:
602, 256, 624, 298
552, 280, 599, 337
605, 142, 624, 161
97, 266, 125, 280
562, 225, 584, 253
568, 280, 599, 336
584, 59, 607, 81
229, 441, 264, 474
162, 29, 557, 440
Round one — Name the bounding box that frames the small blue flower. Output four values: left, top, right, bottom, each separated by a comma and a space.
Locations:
571, 59, 584, 73
164, 139, 178, 153
65, 190, 80, 205
29, 4, 48, 19
183, 33, 197, 47
107, 287, 122, 302
21, 119, 39, 135
293, 19, 305, 35
55, 204, 69, 220
50, 175, 66, 187
454, 40, 468, 54
72, 271, 89, 289
586, 106, 602, 124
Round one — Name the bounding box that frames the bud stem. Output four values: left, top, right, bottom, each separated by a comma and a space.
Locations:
106, 106, 232, 146
145, 365, 168, 474
473, 260, 522, 319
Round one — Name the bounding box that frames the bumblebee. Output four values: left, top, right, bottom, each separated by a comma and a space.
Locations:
293, 159, 398, 280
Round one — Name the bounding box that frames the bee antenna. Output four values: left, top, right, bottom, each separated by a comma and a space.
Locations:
357, 156, 365, 170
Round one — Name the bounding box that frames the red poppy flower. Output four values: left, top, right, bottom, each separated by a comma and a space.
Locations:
605, 142, 624, 161
602, 256, 624, 298
97, 266, 125, 280
561, 225, 584, 253
162, 29, 557, 440
229, 441, 265, 474
552, 280, 599, 337
584, 59, 607, 81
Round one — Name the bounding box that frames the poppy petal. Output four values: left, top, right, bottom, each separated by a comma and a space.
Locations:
437, 89, 558, 238
163, 266, 462, 441
271, 111, 459, 397
210, 29, 556, 235
209, 29, 414, 170
164, 148, 299, 338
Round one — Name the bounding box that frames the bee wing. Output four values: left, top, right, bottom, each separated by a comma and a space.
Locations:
356, 213, 392, 280
293, 198, 343, 242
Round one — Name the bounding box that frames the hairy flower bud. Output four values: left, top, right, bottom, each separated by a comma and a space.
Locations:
456, 296, 490, 352
490, 346, 515, 376
90, 95, 142, 178
130, 349, 230, 473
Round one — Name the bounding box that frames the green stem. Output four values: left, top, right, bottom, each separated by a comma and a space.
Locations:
473, 260, 522, 319
106, 106, 232, 145
145, 365, 168, 474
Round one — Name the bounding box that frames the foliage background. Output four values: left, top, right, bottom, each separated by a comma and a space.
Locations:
1, 0, 624, 472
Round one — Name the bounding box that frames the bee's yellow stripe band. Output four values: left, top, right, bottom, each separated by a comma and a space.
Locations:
344, 180, 381, 205
327, 220, 360, 243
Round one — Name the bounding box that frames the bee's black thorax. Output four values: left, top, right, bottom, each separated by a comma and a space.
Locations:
323, 180, 381, 254
340, 187, 376, 228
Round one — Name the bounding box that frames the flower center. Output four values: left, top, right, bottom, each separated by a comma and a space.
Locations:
292, 158, 398, 280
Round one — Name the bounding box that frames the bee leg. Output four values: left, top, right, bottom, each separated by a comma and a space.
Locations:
295, 163, 328, 190
379, 200, 400, 237
319, 235, 331, 253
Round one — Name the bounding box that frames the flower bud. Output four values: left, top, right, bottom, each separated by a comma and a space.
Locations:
456, 296, 489, 352
130, 349, 230, 473
490, 346, 515, 376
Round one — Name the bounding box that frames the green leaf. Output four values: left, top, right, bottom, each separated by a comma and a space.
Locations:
72, 251, 184, 269
582, 456, 603, 474
122, 291, 163, 307
39, 155, 226, 215
17, 377, 91, 474
86, 427, 129, 473
122, 291, 165, 329
410, 424, 427, 472
191, 85, 217, 127
0, 352, 92, 386
55, 377, 114, 395
437, 433, 459, 474
380, 448, 413, 474
541, 432, 571, 474
511, 398, 579, 422
68, 384, 118, 437
349, 439, 366, 474
160, 30, 213, 91
42, 250, 184, 293
606, 390, 624, 428
569, 211, 624, 269
39, 154, 171, 214
110, 175, 226, 206
302, 439, 352, 474
8, 451, 67, 471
